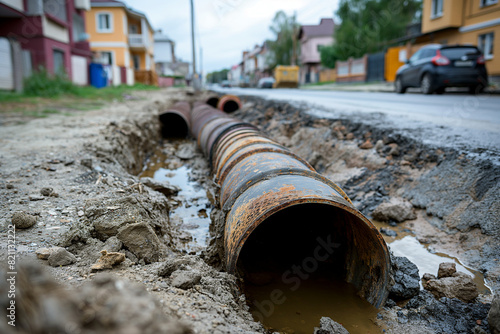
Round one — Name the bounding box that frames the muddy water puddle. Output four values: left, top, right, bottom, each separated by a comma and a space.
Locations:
391, 236, 490, 293
372, 220, 490, 294
140, 141, 211, 253
245, 277, 381, 334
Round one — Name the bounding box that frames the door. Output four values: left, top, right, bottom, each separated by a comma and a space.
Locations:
132, 54, 140, 70
404, 49, 425, 86
0, 38, 14, 90
71, 55, 88, 85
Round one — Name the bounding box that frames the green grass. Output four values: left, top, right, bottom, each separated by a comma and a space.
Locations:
0, 69, 158, 103
41, 108, 60, 114
0, 91, 36, 103
0, 70, 159, 118
70, 83, 159, 100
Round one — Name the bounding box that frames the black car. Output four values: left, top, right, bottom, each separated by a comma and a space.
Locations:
395, 44, 488, 94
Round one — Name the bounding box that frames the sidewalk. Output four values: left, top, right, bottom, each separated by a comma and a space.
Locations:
301, 81, 394, 92
300, 80, 500, 94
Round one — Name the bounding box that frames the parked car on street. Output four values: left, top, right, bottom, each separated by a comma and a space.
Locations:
395, 44, 488, 95
221, 80, 231, 88
257, 77, 275, 88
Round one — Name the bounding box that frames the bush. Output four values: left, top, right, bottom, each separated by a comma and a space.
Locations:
24, 68, 78, 97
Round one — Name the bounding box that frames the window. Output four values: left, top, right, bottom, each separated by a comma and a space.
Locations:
480, 0, 498, 7
53, 49, 65, 75
129, 24, 138, 34
431, 0, 443, 18
97, 51, 113, 65
421, 49, 436, 59
317, 44, 324, 52
44, 0, 67, 22
478, 32, 494, 60
409, 49, 423, 62
132, 54, 140, 70
97, 12, 113, 33
72, 13, 86, 42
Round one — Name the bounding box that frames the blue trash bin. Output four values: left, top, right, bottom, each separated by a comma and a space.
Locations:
90, 63, 107, 88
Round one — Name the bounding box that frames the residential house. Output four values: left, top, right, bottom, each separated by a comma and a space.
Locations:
240, 50, 250, 86
228, 62, 242, 86
86, 0, 156, 85
417, 0, 499, 77
0, 0, 92, 90
154, 30, 175, 76
243, 47, 257, 85
297, 18, 335, 84
154, 29, 189, 86
240, 43, 272, 87
256, 41, 272, 81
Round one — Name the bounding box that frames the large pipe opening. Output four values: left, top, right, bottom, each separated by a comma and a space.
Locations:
237, 203, 385, 331
235, 202, 388, 303
206, 96, 219, 108
219, 100, 240, 113
159, 113, 189, 138
238, 204, 349, 283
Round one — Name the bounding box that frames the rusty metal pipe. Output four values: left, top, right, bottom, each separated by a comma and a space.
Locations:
206, 96, 219, 108
217, 94, 242, 113
210, 129, 263, 170
188, 102, 391, 308
159, 101, 191, 138
190, 104, 226, 139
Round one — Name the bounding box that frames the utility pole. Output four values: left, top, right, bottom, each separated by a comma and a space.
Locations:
190, 0, 199, 91
200, 47, 203, 86
291, 11, 297, 66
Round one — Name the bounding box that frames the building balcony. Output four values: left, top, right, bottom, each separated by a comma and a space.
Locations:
73, 40, 91, 54
74, 0, 90, 10
128, 34, 148, 50
0, 0, 24, 16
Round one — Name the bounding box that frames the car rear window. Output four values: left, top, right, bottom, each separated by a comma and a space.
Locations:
441, 47, 480, 58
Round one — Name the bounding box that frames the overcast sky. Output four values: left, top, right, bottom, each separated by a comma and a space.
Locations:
128, 0, 340, 74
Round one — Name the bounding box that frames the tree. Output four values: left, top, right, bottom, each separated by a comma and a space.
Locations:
206, 69, 229, 83
330, 0, 421, 61
266, 11, 300, 69
320, 45, 337, 69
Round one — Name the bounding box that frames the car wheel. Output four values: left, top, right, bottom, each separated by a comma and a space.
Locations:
435, 87, 445, 95
421, 74, 434, 95
469, 85, 484, 95
395, 77, 406, 94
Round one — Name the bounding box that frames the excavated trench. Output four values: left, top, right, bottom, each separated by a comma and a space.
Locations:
149, 94, 494, 333
3, 89, 494, 334
156, 98, 392, 333
142, 137, 385, 333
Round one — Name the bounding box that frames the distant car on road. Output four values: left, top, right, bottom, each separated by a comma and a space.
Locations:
395, 44, 488, 95
221, 80, 231, 88
257, 77, 275, 88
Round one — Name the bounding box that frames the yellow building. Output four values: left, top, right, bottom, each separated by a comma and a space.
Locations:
86, 0, 156, 85
419, 0, 500, 76
386, 0, 499, 81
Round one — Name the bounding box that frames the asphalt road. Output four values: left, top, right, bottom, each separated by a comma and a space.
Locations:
212, 87, 500, 160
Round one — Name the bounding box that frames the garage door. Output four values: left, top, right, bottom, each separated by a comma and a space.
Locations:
71, 55, 88, 85
0, 38, 14, 90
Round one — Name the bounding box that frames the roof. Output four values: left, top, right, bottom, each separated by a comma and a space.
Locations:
154, 31, 173, 43
298, 18, 334, 39
90, 0, 154, 31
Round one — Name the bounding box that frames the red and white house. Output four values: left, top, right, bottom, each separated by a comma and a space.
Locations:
0, 0, 92, 90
